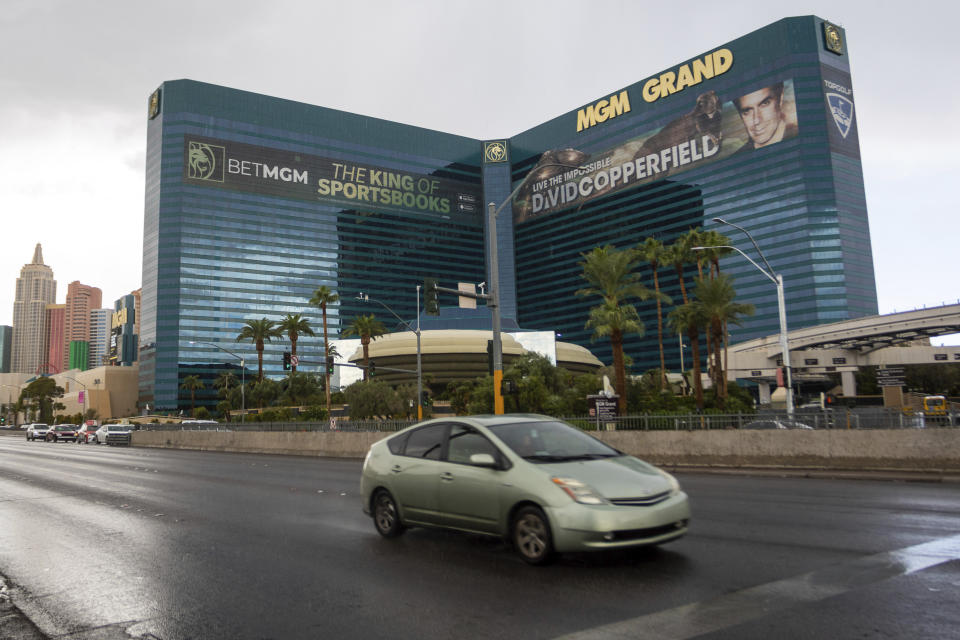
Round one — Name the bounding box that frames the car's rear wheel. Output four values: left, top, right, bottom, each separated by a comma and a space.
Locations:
512, 506, 555, 565
372, 490, 405, 538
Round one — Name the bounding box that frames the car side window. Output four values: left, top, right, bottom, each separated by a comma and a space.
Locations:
387, 432, 409, 455
446, 424, 500, 466
403, 424, 446, 460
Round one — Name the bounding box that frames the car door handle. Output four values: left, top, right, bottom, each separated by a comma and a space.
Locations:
440, 472, 454, 482
391, 465, 403, 473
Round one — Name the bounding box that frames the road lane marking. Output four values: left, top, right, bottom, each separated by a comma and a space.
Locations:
557, 534, 960, 640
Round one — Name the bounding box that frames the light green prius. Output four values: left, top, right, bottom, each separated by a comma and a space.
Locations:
361, 414, 690, 565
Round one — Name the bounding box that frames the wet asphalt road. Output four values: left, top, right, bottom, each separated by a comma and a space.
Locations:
0, 435, 958, 640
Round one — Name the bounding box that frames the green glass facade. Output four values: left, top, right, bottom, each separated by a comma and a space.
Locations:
142, 16, 876, 410
68, 341, 89, 372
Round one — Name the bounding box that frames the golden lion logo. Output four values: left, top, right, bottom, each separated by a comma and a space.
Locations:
187, 142, 224, 181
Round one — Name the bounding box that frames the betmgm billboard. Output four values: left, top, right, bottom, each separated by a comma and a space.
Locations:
184, 136, 482, 220
511, 19, 859, 224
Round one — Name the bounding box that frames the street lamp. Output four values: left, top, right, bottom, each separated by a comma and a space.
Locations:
694, 216, 794, 415
189, 341, 245, 422
356, 291, 424, 419
61, 376, 88, 423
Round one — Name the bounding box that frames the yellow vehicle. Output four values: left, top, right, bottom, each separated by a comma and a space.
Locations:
923, 395, 947, 416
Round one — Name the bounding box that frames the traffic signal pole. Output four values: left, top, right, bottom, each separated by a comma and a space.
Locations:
432, 161, 581, 415
487, 202, 504, 414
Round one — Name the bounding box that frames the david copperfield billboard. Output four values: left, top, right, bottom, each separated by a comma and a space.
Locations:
184, 136, 481, 217
514, 79, 799, 223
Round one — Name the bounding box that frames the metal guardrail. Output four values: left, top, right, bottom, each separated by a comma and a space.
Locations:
135, 408, 958, 433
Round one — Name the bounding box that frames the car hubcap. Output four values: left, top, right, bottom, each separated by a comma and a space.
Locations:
516, 514, 546, 558
375, 495, 395, 532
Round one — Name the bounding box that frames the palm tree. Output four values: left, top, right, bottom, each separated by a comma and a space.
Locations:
278, 313, 315, 372
694, 274, 754, 403
235, 318, 282, 381
668, 302, 708, 410
584, 300, 645, 414
180, 375, 205, 414
309, 285, 340, 411
576, 245, 655, 415
342, 314, 387, 381
637, 237, 673, 391
213, 372, 236, 398
667, 231, 698, 305
698, 229, 733, 279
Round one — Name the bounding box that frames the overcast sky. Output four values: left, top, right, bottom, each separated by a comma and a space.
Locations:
2, 0, 957, 342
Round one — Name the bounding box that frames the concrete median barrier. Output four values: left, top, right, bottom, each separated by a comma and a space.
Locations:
129, 427, 960, 473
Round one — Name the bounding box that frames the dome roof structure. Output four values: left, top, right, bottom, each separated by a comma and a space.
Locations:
347, 330, 603, 391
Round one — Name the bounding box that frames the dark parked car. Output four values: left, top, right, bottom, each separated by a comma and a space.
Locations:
46, 424, 79, 442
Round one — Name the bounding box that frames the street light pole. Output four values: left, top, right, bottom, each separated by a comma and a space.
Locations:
61, 376, 87, 423
189, 341, 245, 422
486, 161, 582, 414
696, 216, 794, 416
356, 292, 423, 419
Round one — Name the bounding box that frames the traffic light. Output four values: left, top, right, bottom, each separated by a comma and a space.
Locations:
326, 355, 335, 375
502, 379, 517, 395
420, 390, 430, 405
283, 351, 291, 370
424, 277, 439, 315
486, 339, 494, 377
368, 360, 376, 377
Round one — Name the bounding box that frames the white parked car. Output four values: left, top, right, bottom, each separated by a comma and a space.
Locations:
25, 423, 50, 441
94, 424, 133, 446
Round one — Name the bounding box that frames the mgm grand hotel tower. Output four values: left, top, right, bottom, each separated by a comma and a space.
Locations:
141, 16, 876, 411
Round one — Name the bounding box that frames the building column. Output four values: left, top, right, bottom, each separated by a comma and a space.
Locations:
841, 370, 857, 397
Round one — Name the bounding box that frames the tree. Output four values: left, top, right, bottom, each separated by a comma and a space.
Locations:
309, 285, 340, 413
214, 372, 236, 397
667, 230, 698, 305
180, 375, 205, 414
694, 274, 754, 404
668, 301, 708, 410
697, 229, 733, 279
235, 318, 282, 381
342, 314, 387, 381
584, 300, 645, 415
249, 377, 280, 410
576, 245, 654, 415
280, 371, 323, 406
278, 313, 315, 372
19, 378, 64, 424
344, 380, 403, 419
637, 237, 674, 391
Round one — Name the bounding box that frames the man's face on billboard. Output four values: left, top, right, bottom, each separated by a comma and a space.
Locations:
736, 87, 783, 147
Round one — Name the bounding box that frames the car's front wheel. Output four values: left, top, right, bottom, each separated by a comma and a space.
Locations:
512, 505, 555, 565
372, 490, 405, 538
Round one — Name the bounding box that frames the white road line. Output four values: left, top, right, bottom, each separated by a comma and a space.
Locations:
556, 534, 960, 640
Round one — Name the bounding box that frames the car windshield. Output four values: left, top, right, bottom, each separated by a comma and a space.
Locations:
488, 420, 620, 462
108, 426, 130, 432
55, 426, 73, 431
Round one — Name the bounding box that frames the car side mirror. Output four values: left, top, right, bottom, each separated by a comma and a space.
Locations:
469, 453, 498, 468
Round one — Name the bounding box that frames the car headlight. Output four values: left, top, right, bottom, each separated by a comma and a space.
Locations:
658, 469, 681, 495
552, 477, 608, 505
